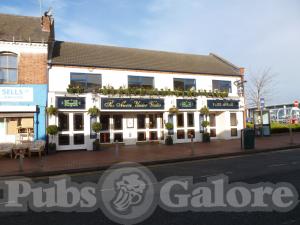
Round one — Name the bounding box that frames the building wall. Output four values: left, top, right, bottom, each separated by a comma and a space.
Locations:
0, 42, 48, 142
48, 65, 245, 150
49, 66, 241, 97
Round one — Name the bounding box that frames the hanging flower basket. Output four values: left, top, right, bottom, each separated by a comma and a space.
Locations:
88, 106, 100, 117
168, 106, 179, 114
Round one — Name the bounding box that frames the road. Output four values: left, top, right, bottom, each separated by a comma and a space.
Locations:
0, 148, 300, 225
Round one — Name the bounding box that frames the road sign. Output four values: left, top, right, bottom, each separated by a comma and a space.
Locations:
294, 100, 299, 108
260, 97, 265, 109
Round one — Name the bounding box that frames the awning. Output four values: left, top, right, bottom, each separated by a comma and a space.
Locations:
0, 113, 34, 118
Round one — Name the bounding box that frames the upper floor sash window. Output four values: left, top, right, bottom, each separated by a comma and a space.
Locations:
0, 52, 18, 84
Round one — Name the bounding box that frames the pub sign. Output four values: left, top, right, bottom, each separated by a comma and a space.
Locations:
57, 97, 86, 109
101, 98, 164, 110
177, 99, 197, 109
207, 99, 239, 110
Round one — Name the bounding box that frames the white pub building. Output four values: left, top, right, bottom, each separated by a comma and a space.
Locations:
48, 41, 245, 151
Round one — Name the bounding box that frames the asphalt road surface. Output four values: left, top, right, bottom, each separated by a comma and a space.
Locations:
0, 148, 300, 225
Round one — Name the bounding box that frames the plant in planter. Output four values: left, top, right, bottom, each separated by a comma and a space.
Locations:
46, 105, 58, 116
165, 122, 174, 134
46, 125, 59, 153
67, 84, 84, 94
200, 106, 210, 143
88, 106, 100, 117
92, 122, 102, 151
168, 106, 179, 114
165, 122, 174, 145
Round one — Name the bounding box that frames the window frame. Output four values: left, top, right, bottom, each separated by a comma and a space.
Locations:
212, 80, 232, 93
0, 52, 18, 84
128, 75, 154, 89
70, 72, 102, 92
173, 78, 196, 91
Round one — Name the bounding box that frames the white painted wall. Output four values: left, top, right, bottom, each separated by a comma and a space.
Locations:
0, 41, 48, 54
48, 66, 242, 97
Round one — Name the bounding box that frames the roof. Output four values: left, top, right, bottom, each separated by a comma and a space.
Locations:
52, 41, 242, 76
0, 13, 50, 43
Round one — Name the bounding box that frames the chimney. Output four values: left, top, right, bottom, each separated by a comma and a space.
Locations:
239, 67, 245, 75
41, 11, 53, 32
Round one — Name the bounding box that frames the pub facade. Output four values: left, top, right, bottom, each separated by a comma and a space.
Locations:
48, 41, 245, 150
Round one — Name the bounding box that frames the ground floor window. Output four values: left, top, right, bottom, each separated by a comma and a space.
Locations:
137, 132, 146, 141
59, 134, 70, 145
137, 115, 146, 129
100, 115, 110, 131
210, 129, 216, 137
149, 131, 158, 141
74, 133, 85, 145
187, 129, 195, 139
187, 113, 194, 127
100, 133, 110, 143
113, 115, 123, 130
177, 114, 184, 128
177, 130, 185, 139
114, 133, 123, 142
231, 128, 238, 137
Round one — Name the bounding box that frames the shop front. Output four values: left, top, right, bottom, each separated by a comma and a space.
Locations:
0, 85, 47, 143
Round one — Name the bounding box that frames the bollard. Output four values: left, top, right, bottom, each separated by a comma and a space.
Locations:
190, 136, 195, 156
19, 154, 24, 172
115, 140, 119, 158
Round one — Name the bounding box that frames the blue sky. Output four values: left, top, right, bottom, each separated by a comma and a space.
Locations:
1, 0, 300, 105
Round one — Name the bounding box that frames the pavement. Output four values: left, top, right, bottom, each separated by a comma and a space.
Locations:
0, 132, 299, 177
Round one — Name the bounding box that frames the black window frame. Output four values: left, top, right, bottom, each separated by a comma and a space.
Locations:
0, 52, 18, 84
173, 78, 196, 91
70, 72, 102, 92
128, 75, 154, 89
212, 80, 232, 93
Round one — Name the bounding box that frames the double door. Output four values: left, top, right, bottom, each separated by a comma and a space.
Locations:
57, 112, 86, 150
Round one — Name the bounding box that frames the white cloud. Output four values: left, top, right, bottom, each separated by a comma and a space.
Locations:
0, 5, 21, 15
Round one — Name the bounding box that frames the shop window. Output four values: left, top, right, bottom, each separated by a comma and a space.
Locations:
230, 113, 237, 126
187, 129, 195, 139
7, 117, 34, 135
173, 78, 196, 91
114, 133, 123, 142
177, 114, 184, 128
100, 115, 110, 131
210, 129, 216, 137
74, 113, 84, 131
113, 115, 123, 130
137, 115, 146, 129
177, 130, 185, 139
149, 114, 157, 129
0, 52, 18, 83
168, 114, 173, 123
74, 134, 84, 145
212, 80, 232, 93
231, 128, 238, 137
100, 133, 110, 143
128, 75, 154, 88
137, 132, 146, 141
58, 113, 69, 131
149, 131, 158, 141
59, 134, 70, 145
70, 73, 102, 92
209, 114, 216, 127
187, 113, 194, 127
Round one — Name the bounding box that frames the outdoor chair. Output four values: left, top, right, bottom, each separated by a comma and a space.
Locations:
0, 143, 14, 158
28, 140, 46, 159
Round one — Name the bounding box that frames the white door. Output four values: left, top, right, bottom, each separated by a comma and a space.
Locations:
57, 112, 86, 150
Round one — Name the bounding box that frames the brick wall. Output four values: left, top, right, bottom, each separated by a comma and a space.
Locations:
18, 53, 47, 84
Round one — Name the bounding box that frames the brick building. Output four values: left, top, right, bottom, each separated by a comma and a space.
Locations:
0, 13, 54, 143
